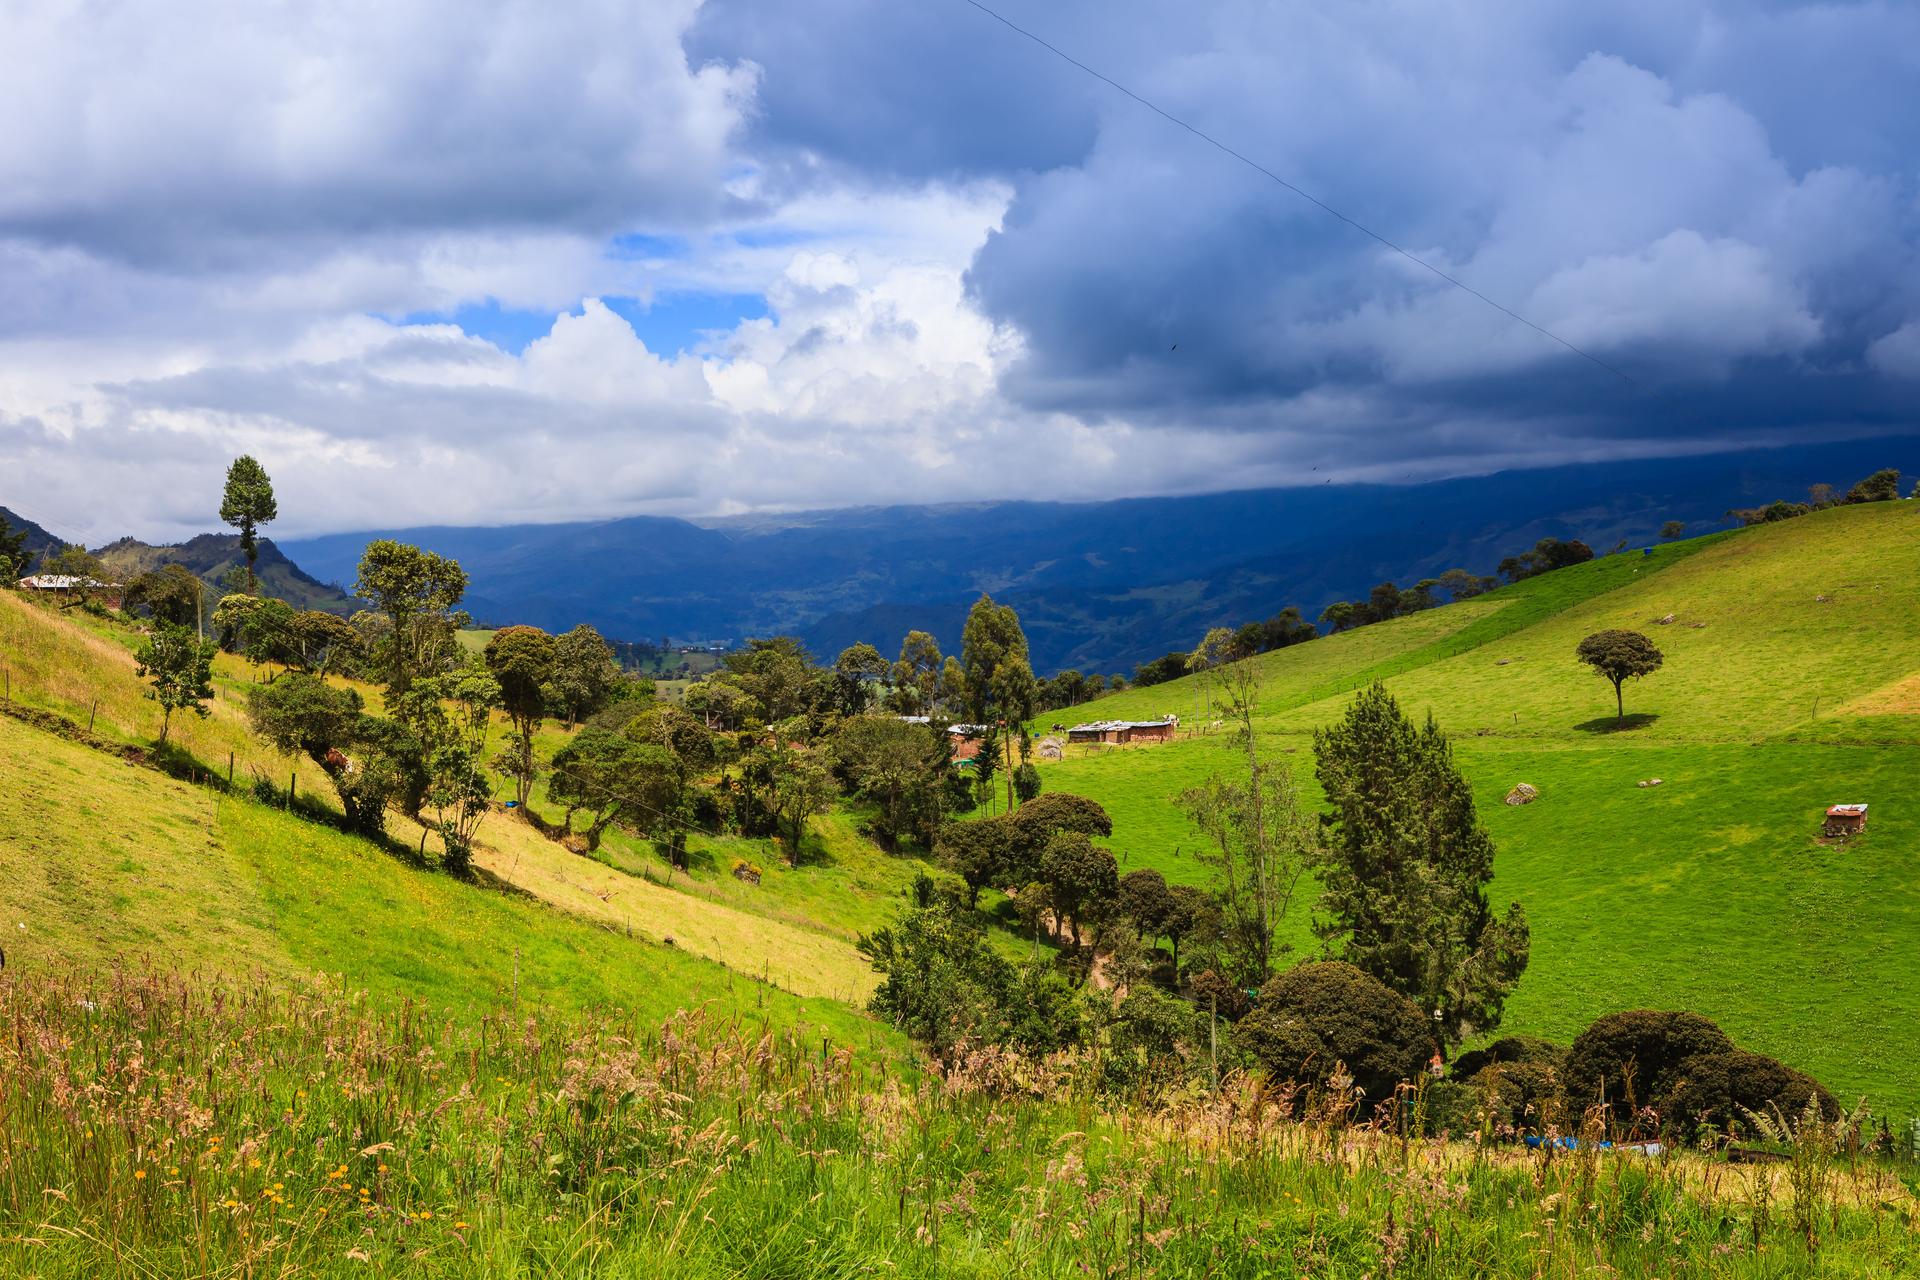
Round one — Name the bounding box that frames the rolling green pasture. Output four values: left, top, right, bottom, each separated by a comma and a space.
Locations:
0, 713, 888, 1046
1034, 502, 1920, 1114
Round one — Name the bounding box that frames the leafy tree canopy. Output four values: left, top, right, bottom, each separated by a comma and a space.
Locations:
218, 455, 278, 591
1575, 629, 1664, 721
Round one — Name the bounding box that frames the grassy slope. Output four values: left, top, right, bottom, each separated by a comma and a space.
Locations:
1032, 502, 1920, 1114
0, 713, 886, 1045
0, 590, 307, 788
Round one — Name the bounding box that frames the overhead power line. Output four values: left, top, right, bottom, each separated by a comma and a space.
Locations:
955, 0, 1638, 388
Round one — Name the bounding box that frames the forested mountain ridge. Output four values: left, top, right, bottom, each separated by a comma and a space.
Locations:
283, 440, 1920, 671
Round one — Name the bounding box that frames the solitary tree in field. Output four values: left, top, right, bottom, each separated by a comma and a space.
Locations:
1660, 520, 1686, 540
247, 673, 400, 837
546, 728, 675, 853
1575, 629, 1664, 723
219, 456, 278, 595
135, 623, 217, 746
396, 660, 500, 875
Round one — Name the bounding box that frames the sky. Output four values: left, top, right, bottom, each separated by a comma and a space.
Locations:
2, 0, 1917, 542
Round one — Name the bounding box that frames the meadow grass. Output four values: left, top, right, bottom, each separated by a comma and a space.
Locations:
1032, 508, 1920, 1115
0, 590, 309, 794
0, 709, 885, 1043
3, 964, 1918, 1279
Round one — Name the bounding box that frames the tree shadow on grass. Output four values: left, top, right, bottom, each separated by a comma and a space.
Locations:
1573, 713, 1661, 734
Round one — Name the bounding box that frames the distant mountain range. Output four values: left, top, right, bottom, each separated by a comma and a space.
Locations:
278, 439, 1920, 673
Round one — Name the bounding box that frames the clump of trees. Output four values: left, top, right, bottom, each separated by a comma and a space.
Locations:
1575, 629, 1664, 722
868, 658, 1539, 1106
1727, 468, 1903, 526
1497, 537, 1594, 584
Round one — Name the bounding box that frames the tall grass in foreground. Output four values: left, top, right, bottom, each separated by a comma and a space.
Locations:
2, 969, 1916, 1278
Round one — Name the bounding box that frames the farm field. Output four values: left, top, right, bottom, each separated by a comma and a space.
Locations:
1033, 500, 1920, 1113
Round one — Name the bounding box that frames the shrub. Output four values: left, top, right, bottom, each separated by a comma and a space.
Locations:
1662, 1050, 1836, 1133
1100, 988, 1207, 1096
1564, 1010, 1733, 1122
1234, 961, 1432, 1102
1844, 468, 1901, 504
1451, 1035, 1566, 1082
1187, 968, 1249, 1022
1450, 1038, 1573, 1136
1475, 1059, 1567, 1134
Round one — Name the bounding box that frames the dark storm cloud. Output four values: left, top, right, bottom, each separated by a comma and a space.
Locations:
699, 0, 1920, 453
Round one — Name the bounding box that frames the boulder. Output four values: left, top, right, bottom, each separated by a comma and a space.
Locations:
1504, 783, 1538, 806
1654, 613, 1676, 625
1637, 778, 1663, 788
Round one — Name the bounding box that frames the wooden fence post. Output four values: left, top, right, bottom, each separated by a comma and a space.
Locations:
228, 753, 234, 787
287, 770, 295, 810
87, 700, 97, 734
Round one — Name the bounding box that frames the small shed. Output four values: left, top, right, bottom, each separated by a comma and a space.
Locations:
1823, 803, 1868, 837
1065, 716, 1178, 746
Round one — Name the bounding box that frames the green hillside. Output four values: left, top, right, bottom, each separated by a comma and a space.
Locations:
0, 710, 886, 1046
1031, 501, 1920, 1113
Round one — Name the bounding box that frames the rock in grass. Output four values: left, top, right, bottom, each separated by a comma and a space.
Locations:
1504, 783, 1538, 806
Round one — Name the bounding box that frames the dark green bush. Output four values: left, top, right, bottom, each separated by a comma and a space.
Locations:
1662, 1050, 1836, 1133
1234, 961, 1432, 1102
1451, 1035, 1567, 1082
1451, 1036, 1569, 1134
1564, 1010, 1734, 1122
1100, 988, 1207, 1096
1187, 968, 1249, 1021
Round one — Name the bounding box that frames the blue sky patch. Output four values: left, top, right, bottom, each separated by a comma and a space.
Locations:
402, 291, 769, 357
603, 292, 768, 355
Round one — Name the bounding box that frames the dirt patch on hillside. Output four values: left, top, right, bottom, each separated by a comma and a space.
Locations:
1835, 671, 1920, 717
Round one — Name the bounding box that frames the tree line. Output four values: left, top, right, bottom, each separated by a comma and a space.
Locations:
863, 668, 1534, 1101
1724, 467, 1908, 527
